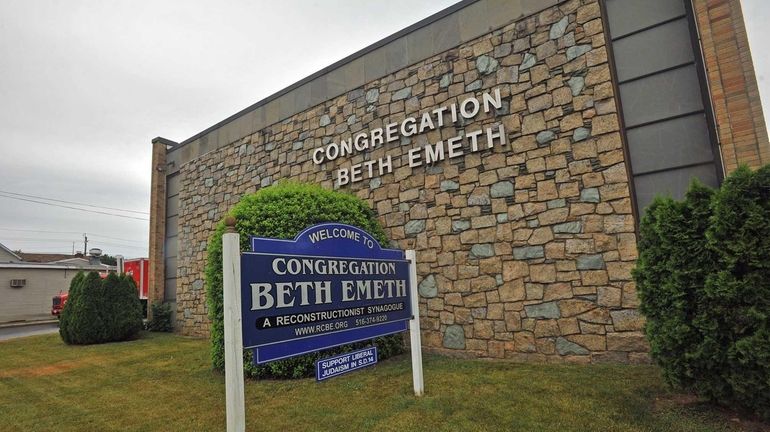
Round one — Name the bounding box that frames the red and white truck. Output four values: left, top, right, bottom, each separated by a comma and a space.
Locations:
51, 258, 149, 316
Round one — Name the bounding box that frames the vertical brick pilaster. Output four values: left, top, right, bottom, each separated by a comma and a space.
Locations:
693, 0, 769, 174
147, 137, 171, 319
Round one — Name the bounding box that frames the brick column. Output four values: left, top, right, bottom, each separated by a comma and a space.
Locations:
693, 0, 770, 173
147, 137, 173, 319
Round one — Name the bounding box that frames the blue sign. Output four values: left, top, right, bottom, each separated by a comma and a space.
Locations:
241, 223, 412, 364
316, 346, 378, 381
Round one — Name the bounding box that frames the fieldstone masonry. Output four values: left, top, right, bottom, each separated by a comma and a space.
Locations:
174, 0, 650, 363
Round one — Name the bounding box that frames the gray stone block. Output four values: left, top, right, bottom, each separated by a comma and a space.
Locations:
418, 274, 437, 298
556, 337, 589, 355
443, 325, 465, 349
452, 220, 471, 232
550, 15, 569, 39
524, 302, 560, 319
553, 221, 582, 234
405, 220, 426, 235
580, 187, 600, 203
490, 181, 515, 198
440, 180, 460, 191
392, 87, 412, 101
577, 254, 605, 270
513, 245, 545, 259
470, 244, 495, 258
476, 55, 499, 75
568, 76, 585, 96
573, 127, 590, 142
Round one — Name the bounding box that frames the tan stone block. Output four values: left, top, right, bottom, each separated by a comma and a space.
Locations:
606, 332, 648, 352
604, 215, 634, 234
530, 264, 556, 283
599, 149, 625, 166
458, 265, 479, 279
607, 261, 634, 281
503, 261, 529, 281
558, 299, 595, 317
553, 86, 572, 106
528, 227, 554, 245
617, 233, 638, 260
582, 172, 605, 188
525, 283, 544, 300
577, 307, 612, 324
465, 338, 487, 352
471, 276, 497, 292
499, 278, 526, 302
464, 292, 486, 307
445, 292, 463, 306
560, 112, 584, 131
537, 208, 568, 226
543, 283, 573, 301
559, 182, 581, 198
479, 257, 502, 274
488, 303, 504, 320
572, 140, 597, 160
545, 241, 565, 259
528, 93, 553, 112
581, 270, 609, 285
622, 282, 640, 308
474, 320, 495, 339
522, 112, 547, 134
558, 318, 580, 335
579, 322, 606, 335
537, 180, 559, 201
566, 334, 606, 351
455, 307, 473, 324
488, 340, 506, 358
427, 298, 444, 311
514, 331, 537, 352
566, 238, 594, 254
534, 319, 560, 338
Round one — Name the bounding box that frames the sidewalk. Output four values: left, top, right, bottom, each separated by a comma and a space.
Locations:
0, 319, 58, 329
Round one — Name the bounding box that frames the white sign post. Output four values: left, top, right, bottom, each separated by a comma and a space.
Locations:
406, 250, 424, 396
223, 217, 246, 432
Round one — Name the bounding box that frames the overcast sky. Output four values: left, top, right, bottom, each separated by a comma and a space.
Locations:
0, 0, 768, 258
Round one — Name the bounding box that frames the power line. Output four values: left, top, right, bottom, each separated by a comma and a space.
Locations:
0, 228, 146, 244
0, 237, 147, 250
0, 189, 149, 215
0, 193, 149, 221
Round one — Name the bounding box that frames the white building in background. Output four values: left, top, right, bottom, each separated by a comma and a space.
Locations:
0, 243, 114, 323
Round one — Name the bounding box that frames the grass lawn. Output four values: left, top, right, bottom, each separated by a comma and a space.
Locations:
0, 332, 760, 432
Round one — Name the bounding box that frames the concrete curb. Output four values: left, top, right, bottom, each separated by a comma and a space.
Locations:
0, 319, 58, 329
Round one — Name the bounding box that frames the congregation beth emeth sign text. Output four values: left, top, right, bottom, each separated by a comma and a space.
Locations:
311, 88, 507, 186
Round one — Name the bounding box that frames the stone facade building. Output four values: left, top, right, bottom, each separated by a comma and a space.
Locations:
148, 0, 768, 363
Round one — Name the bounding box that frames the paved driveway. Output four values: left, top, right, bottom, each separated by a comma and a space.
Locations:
0, 322, 59, 341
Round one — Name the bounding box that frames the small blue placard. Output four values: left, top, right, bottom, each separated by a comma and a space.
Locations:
241, 223, 412, 364
316, 346, 378, 381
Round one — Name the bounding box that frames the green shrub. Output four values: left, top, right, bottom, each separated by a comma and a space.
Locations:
59, 271, 85, 344
205, 182, 405, 379
634, 165, 770, 419
59, 272, 143, 345
146, 302, 174, 332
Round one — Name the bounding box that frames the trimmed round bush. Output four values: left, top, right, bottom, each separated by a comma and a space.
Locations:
205, 182, 404, 379
59, 271, 143, 345
634, 165, 770, 419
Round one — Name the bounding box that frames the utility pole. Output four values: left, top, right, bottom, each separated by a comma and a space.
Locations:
83, 233, 88, 256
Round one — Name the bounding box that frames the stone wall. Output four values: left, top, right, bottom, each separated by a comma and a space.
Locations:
174, 0, 649, 363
